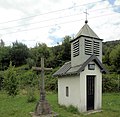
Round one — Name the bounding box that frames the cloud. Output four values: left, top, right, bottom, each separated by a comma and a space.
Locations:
48, 35, 63, 46
114, 0, 120, 5
48, 25, 61, 34
0, 0, 120, 47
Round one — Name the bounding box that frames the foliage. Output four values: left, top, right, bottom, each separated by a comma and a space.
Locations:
26, 58, 35, 69
3, 62, 18, 96
61, 36, 71, 62
0, 71, 4, 90
10, 41, 29, 66
0, 39, 5, 47
109, 44, 120, 72
14, 66, 37, 102
0, 36, 120, 93
103, 41, 120, 72
0, 46, 11, 70
27, 86, 36, 102
17, 69, 37, 89
30, 43, 51, 67
67, 105, 79, 114
102, 74, 119, 92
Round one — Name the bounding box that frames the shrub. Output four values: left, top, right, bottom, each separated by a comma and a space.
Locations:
0, 71, 4, 90
3, 62, 18, 96
27, 86, 36, 102
45, 67, 59, 92
18, 70, 37, 89
67, 105, 79, 114
102, 74, 119, 92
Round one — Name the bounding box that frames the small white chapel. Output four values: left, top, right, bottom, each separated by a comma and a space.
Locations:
53, 20, 107, 112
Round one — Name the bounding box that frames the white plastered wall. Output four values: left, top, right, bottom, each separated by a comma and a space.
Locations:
79, 62, 102, 112
58, 75, 80, 109
58, 62, 102, 113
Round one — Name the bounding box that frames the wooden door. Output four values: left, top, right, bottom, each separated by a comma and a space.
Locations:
87, 75, 95, 110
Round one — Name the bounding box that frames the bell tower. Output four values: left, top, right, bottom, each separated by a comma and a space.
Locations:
70, 21, 103, 67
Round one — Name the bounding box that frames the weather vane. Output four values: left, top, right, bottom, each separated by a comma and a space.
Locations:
84, 9, 89, 23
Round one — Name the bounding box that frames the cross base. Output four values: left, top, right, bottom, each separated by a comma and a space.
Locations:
30, 112, 58, 117
35, 100, 52, 116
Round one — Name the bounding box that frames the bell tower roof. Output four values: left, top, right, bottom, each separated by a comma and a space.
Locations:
74, 23, 99, 40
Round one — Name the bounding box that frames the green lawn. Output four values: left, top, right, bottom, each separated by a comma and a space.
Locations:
0, 91, 120, 117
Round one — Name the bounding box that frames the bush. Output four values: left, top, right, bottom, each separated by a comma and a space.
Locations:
67, 105, 79, 114
45, 68, 58, 92
3, 62, 18, 96
27, 86, 36, 102
18, 70, 37, 89
102, 74, 119, 92
0, 71, 4, 90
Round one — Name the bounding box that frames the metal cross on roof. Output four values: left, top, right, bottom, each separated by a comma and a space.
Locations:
84, 9, 89, 23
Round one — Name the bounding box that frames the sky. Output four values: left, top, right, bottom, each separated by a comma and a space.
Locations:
0, 0, 120, 47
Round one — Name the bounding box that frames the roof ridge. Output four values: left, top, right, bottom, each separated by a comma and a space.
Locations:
77, 54, 107, 73
71, 64, 82, 68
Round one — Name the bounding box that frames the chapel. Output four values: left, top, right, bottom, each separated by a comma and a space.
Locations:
53, 20, 107, 112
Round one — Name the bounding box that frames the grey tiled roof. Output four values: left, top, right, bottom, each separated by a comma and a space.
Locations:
70, 23, 103, 43
75, 23, 99, 39
53, 61, 71, 76
53, 54, 107, 77
53, 61, 80, 77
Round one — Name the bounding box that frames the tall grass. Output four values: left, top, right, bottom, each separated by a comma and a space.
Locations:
0, 90, 120, 117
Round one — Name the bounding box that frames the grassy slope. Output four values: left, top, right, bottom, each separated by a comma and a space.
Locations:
0, 91, 120, 117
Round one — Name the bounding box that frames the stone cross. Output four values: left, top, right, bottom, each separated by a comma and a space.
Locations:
32, 58, 52, 116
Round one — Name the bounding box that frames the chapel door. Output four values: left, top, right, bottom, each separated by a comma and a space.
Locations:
87, 75, 95, 111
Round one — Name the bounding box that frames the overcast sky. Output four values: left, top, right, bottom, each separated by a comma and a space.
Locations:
0, 0, 120, 47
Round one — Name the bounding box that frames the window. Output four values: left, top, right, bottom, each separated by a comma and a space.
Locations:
93, 41, 100, 56
66, 86, 69, 97
73, 40, 79, 57
85, 39, 92, 55
85, 39, 100, 56
88, 64, 95, 70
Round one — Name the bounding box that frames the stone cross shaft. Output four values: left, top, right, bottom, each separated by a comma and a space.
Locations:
32, 58, 53, 115
32, 58, 52, 101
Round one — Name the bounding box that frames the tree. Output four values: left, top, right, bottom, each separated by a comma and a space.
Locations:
0, 39, 5, 47
26, 58, 35, 69
10, 41, 29, 66
61, 36, 71, 62
30, 43, 51, 67
48, 36, 71, 68
3, 62, 18, 96
50, 44, 63, 67
109, 44, 120, 72
0, 46, 11, 70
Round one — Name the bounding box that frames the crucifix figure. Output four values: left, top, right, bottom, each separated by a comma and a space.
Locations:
32, 58, 52, 116
84, 9, 89, 23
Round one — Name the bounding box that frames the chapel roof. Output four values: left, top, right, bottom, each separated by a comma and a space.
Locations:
70, 22, 103, 43
53, 54, 107, 77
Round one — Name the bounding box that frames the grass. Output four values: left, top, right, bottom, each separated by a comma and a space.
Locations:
0, 90, 120, 117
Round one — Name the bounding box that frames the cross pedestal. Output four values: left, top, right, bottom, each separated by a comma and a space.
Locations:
31, 58, 58, 117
